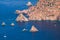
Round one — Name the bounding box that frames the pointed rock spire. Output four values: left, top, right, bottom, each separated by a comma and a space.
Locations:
30, 25, 39, 32
16, 14, 29, 22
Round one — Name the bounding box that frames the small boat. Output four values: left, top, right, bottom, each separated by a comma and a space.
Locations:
30, 25, 39, 32
11, 23, 15, 26
26, 2, 32, 6
1, 22, 6, 26
22, 28, 27, 31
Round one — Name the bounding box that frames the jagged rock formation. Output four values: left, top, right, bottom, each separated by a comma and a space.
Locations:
30, 25, 39, 32
16, 0, 60, 21
16, 14, 28, 21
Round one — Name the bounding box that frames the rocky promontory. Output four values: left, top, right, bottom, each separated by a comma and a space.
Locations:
16, 0, 60, 21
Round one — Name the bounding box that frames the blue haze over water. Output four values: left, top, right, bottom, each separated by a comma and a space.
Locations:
0, 0, 60, 40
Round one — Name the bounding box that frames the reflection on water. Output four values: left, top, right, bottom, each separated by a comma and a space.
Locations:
17, 20, 60, 40
18, 20, 60, 30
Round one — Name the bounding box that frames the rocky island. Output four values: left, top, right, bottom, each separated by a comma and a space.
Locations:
16, 0, 60, 21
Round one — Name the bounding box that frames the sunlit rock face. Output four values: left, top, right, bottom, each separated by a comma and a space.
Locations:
16, 0, 60, 21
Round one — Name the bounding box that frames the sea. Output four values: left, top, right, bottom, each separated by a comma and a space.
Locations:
0, 0, 60, 40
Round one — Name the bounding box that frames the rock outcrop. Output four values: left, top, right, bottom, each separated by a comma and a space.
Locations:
16, 0, 60, 21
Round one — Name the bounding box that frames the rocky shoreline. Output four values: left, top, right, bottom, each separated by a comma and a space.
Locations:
16, 0, 60, 21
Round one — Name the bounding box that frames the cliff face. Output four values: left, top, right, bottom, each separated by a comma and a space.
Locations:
16, 0, 60, 21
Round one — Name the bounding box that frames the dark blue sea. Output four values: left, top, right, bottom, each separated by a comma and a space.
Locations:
0, 0, 60, 40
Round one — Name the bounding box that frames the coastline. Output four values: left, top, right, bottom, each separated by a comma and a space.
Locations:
16, 0, 60, 22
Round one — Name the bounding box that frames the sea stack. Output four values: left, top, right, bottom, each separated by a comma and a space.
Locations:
22, 28, 27, 31
26, 1, 32, 6
1, 22, 6, 26
30, 25, 39, 32
11, 23, 15, 26
16, 14, 29, 22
